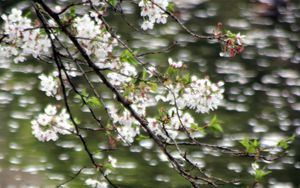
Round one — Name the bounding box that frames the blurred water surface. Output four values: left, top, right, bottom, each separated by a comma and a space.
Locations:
0, 0, 300, 187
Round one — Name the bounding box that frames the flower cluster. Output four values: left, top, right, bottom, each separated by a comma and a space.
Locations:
147, 108, 196, 141
213, 23, 245, 57
139, 0, 169, 30
31, 105, 74, 142
182, 76, 224, 113
220, 32, 245, 57
107, 62, 138, 86
157, 76, 224, 114
38, 72, 59, 97
73, 12, 118, 68
0, 9, 51, 63
108, 105, 140, 144
168, 58, 183, 69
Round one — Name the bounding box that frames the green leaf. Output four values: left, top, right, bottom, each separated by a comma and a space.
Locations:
167, 2, 175, 12
109, 0, 118, 7
149, 82, 158, 92
277, 135, 296, 150
104, 163, 113, 170
239, 138, 260, 154
142, 69, 148, 80
120, 49, 138, 66
74, 117, 81, 124
208, 115, 223, 133
81, 89, 89, 97
255, 169, 271, 182
70, 7, 76, 18
136, 134, 150, 141
182, 73, 191, 85
87, 96, 102, 108
166, 67, 178, 77
226, 30, 236, 38
24, 11, 32, 18
191, 123, 205, 133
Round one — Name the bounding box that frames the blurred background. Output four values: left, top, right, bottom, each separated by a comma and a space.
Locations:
0, 0, 300, 187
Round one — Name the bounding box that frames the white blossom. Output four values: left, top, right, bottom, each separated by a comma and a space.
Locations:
147, 108, 195, 141
32, 119, 59, 142
156, 76, 224, 114
45, 105, 57, 116
0, 9, 51, 63
168, 58, 183, 68
107, 63, 137, 86
107, 105, 140, 144
31, 105, 74, 142
139, 0, 169, 30
141, 20, 154, 30
182, 76, 224, 113
108, 155, 117, 168
73, 12, 117, 67
38, 73, 59, 97
54, 109, 74, 135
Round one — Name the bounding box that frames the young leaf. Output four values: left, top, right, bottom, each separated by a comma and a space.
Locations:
239, 138, 260, 154
149, 82, 158, 92
70, 7, 76, 18
191, 123, 205, 133
87, 96, 102, 108
120, 49, 138, 66
166, 67, 178, 77
208, 115, 223, 133
182, 73, 191, 85
136, 134, 150, 141
167, 2, 175, 12
255, 169, 272, 182
142, 69, 148, 80
277, 135, 296, 150
108, 0, 118, 7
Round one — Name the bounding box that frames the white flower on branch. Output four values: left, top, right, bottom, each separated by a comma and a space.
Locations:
73, 12, 118, 67
38, 73, 59, 97
31, 105, 74, 142
156, 77, 224, 114
168, 58, 183, 68
108, 155, 117, 168
147, 108, 196, 141
183, 76, 224, 113
139, 0, 169, 30
108, 105, 140, 144
107, 63, 137, 86
0, 9, 51, 63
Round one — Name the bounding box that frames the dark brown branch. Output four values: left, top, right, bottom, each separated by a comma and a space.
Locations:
56, 167, 86, 188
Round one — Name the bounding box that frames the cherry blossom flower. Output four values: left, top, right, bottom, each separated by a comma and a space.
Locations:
107, 63, 138, 86
38, 73, 59, 97
73, 12, 118, 67
108, 155, 117, 168
156, 76, 224, 114
107, 105, 140, 144
31, 105, 74, 142
0, 9, 51, 63
141, 20, 154, 30
168, 58, 183, 68
139, 0, 169, 30
182, 76, 224, 113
